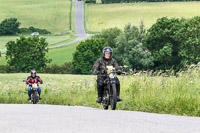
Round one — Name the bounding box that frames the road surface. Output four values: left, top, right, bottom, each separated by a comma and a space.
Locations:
0, 104, 200, 133
48, 0, 92, 49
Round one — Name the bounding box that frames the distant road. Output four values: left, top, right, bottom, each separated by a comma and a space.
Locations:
1, 0, 92, 57
1, 104, 200, 133
48, 0, 92, 49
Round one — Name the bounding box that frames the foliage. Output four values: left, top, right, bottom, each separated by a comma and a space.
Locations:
72, 38, 106, 74
146, 16, 200, 71
0, 18, 20, 35
5, 36, 52, 72
19, 26, 51, 35
176, 16, 200, 70
44, 62, 74, 74
94, 27, 121, 48
145, 17, 183, 70
0, 65, 16, 73
113, 23, 154, 70
85, 0, 96, 3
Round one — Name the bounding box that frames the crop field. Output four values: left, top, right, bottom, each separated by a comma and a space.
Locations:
0, 0, 71, 33
86, 2, 200, 32
1, 67, 200, 116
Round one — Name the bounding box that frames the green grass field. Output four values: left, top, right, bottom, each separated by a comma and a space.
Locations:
0, 0, 71, 33
0, 42, 79, 66
1, 67, 200, 116
0, 57, 7, 65
0, 35, 77, 54
86, 2, 200, 32
47, 42, 79, 65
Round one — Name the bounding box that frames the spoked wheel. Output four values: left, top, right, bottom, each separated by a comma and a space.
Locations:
110, 84, 117, 110
33, 92, 38, 104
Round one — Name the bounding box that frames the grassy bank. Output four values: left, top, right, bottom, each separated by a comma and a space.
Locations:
1, 67, 200, 116
86, 2, 200, 32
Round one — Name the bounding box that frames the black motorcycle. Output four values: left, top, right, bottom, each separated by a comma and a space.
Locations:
23, 80, 40, 104
96, 66, 121, 110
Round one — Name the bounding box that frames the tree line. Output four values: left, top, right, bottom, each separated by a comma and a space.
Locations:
1, 16, 200, 74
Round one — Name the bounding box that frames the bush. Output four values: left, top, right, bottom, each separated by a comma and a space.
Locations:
113, 23, 154, 70
146, 16, 200, 71
145, 17, 183, 70
0, 65, 17, 73
85, 0, 96, 3
72, 38, 107, 74
0, 18, 20, 35
44, 62, 74, 74
94, 27, 121, 48
19, 26, 51, 35
6, 36, 52, 72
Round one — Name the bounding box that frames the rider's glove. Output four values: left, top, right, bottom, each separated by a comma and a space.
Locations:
93, 71, 97, 75
117, 70, 122, 75
101, 70, 105, 74
40, 80, 43, 84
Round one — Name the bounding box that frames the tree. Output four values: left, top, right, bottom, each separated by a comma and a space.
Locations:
6, 36, 51, 72
145, 17, 183, 70
113, 23, 154, 70
72, 38, 107, 74
94, 27, 121, 48
0, 18, 20, 35
176, 16, 200, 69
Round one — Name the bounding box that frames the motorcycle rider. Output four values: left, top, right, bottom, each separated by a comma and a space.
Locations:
26, 70, 43, 100
92, 46, 123, 103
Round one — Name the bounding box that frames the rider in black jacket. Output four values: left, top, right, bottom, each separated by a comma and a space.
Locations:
93, 47, 123, 103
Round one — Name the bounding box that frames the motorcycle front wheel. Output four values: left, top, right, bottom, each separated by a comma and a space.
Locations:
110, 84, 117, 110
33, 92, 38, 104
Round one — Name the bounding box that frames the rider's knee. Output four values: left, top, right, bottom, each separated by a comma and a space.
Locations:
97, 78, 104, 87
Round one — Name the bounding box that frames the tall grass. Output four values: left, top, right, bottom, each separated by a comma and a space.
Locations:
1, 66, 200, 116
86, 2, 200, 32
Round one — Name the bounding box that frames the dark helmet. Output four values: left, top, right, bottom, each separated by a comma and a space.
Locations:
31, 70, 37, 77
102, 47, 113, 55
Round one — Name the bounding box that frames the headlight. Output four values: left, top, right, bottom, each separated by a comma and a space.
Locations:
109, 73, 115, 79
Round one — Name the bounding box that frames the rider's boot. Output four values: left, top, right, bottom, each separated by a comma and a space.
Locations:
39, 94, 42, 100
96, 97, 102, 103
117, 96, 123, 102
116, 86, 123, 102
27, 94, 31, 100
96, 85, 103, 103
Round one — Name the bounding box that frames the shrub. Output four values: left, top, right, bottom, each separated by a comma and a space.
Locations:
6, 36, 52, 72
113, 23, 154, 70
44, 62, 74, 74
0, 18, 20, 35
94, 27, 122, 48
19, 26, 51, 35
72, 38, 107, 74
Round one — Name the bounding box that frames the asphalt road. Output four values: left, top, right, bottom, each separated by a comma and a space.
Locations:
48, 0, 92, 49
1, 104, 200, 133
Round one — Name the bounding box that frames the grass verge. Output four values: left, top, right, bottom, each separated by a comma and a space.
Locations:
1, 67, 200, 116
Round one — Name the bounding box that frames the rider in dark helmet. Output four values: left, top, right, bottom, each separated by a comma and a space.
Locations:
26, 70, 43, 100
92, 46, 123, 103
